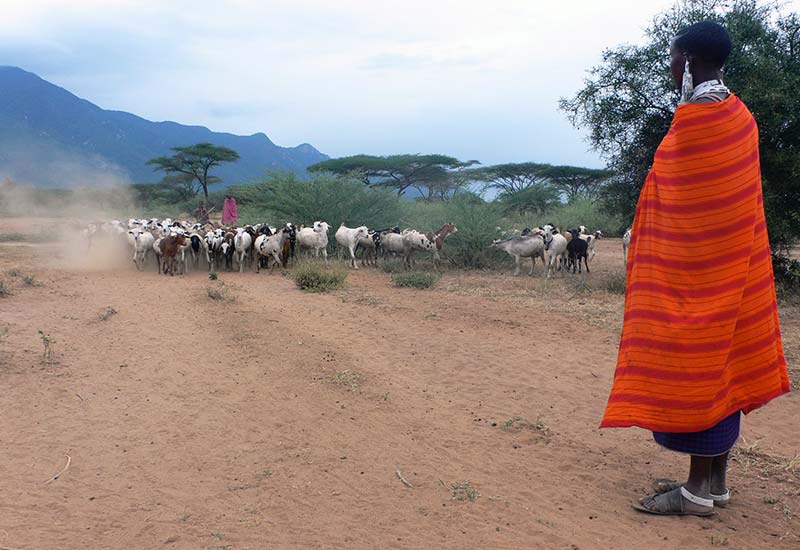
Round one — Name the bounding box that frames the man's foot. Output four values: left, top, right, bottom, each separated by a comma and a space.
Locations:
632, 487, 715, 516
652, 479, 730, 508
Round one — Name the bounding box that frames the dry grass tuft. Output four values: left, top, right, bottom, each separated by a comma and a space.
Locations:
392, 271, 440, 289
207, 282, 235, 302
449, 480, 480, 501
99, 306, 118, 321
500, 416, 551, 436
731, 439, 800, 483
330, 369, 363, 392
292, 262, 347, 293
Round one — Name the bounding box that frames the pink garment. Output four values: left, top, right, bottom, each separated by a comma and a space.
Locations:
222, 197, 238, 225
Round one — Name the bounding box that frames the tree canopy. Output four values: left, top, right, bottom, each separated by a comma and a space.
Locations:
308, 154, 478, 199
541, 165, 614, 203
146, 143, 240, 199
466, 162, 552, 195
560, 0, 800, 249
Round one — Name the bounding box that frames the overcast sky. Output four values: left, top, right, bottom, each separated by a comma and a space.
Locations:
3, 0, 797, 168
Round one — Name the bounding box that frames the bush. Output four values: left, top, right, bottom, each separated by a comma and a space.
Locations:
436, 193, 504, 268
392, 271, 440, 289
381, 259, 405, 273
773, 253, 800, 303
250, 171, 403, 234
541, 198, 624, 236
591, 271, 627, 294
291, 262, 347, 292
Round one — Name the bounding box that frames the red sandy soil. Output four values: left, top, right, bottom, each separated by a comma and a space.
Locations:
0, 218, 798, 550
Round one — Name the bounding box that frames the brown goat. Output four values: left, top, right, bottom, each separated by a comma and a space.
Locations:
159, 234, 187, 276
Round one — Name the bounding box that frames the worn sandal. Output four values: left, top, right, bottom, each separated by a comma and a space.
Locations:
632, 486, 715, 516
652, 479, 730, 508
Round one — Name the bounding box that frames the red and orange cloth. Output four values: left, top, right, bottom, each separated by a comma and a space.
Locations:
601, 95, 790, 433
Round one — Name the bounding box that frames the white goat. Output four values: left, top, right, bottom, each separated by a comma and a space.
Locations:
401, 229, 435, 269
204, 229, 224, 272
297, 221, 330, 263
234, 228, 253, 273
542, 226, 568, 278
335, 224, 370, 269
579, 230, 602, 263
254, 227, 290, 273
152, 236, 163, 273
128, 230, 155, 271
492, 234, 546, 276
381, 232, 405, 258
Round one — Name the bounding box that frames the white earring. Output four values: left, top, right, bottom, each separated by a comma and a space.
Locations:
680, 58, 694, 104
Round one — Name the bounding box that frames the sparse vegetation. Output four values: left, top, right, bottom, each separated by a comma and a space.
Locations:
0, 233, 27, 242
209, 271, 218, 281
591, 271, 627, 294
449, 480, 480, 501
207, 282, 234, 301
501, 416, 551, 436
381, 259, 405, 274
0, 281, 10, 297
38, 330, 56, 360
330, 369, 363, 392
292, 262, 347, 293
731, 439, 800, 483
392, 271, 440, 289
22, 274, 38, 286
99, 307, 118, 321
710, 534, 729, 547
0, 232, 49, 242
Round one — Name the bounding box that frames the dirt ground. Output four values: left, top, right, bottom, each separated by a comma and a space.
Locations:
0, 218, 798, 550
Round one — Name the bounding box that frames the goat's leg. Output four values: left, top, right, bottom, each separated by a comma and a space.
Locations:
349, 245, 358, 269
513, 255, 520, 276
584, 255, 590, 273
270, 252, 283, 273
529, 256, 535, 276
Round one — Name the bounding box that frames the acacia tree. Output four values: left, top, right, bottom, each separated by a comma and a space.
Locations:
560, 0, 800, 250
146, 143, 240, 199
308, 154, 479, 199
542, 165, 614, 203
467, 162, 552, 194
495, 184, 561, 215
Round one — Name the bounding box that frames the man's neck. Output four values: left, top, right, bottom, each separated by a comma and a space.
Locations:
692, 69, 724, 86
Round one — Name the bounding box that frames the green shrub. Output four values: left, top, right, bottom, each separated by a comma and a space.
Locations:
0, 233, 28, 242
250, 171, 403, 237
381, 259, 405, 273
436, 194, 504, 268
541, 199, 623, 236
392, 271, 440, 289
292, 262, 347, 292
591, 272, 627, 294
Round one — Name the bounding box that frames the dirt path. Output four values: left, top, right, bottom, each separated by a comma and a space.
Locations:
0, 235, 797, 549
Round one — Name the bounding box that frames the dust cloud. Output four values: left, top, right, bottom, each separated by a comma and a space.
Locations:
0, 178, 141, 272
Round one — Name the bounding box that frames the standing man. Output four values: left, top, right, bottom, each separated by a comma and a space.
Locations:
601, 21, 790, 516
222, 194, 238, 226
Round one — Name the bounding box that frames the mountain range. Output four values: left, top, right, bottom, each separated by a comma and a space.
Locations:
0, 66, 328, 187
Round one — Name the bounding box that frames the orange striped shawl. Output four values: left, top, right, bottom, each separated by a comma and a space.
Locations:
601, 94, 790, 433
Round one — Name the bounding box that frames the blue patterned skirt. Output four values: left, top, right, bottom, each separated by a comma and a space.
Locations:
653, 411, 741, 456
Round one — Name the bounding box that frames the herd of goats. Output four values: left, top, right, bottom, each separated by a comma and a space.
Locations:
82, 218, 633, 278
